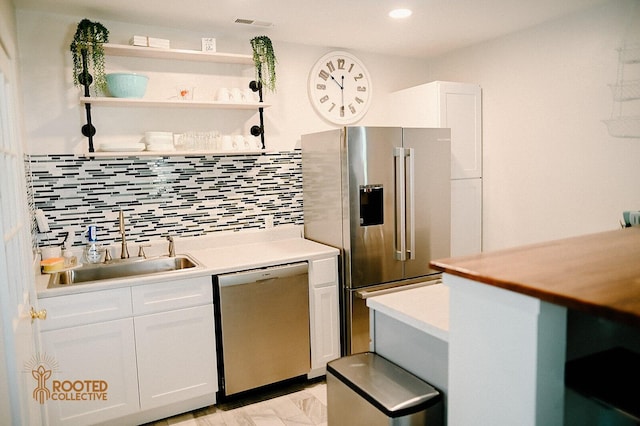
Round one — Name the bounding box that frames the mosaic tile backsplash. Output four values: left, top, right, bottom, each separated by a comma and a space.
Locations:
29, 152, 303, 248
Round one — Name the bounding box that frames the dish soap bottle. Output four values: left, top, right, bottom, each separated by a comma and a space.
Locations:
85, 225, 102, 264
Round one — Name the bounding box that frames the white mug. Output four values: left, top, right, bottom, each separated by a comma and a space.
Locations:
243, 88, 256, 103
221, 135, 234, 151
233, 135, 247, 150
247, 135, 262, 150
216, 88, 231, 102
230, 88, 244, 102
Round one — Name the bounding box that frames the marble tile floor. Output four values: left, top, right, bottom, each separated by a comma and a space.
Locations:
147, 380, 327, 426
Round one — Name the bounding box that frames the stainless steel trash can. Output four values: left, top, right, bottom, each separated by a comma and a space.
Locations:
327, 352, 443, 426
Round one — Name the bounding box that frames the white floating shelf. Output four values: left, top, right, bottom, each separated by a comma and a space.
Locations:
103, 43, 253, 64
80, 149, 267, 158
80, 97, 270, 110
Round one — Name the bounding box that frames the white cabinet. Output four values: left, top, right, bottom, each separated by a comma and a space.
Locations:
451, 179, 482, 257
38, 276, 217, 425
391, 81, 483, 255
390, 81, 482, 179
132, 276, 216, 410
308, 257, 340, 377
134, 305, 216, 409
38, 288, 139, 426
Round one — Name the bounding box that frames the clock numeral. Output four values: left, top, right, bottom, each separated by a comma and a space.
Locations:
349, 104, 357, 114
355, 97, 364, 104
337, 59, 345, 70
326, 61, 335, 73
354, 73, 364, 81
319, 70, 330, 81
316, 84, 326, 90
348, 63, 355, 72
340, 106, 345, 117
328, 103, 336, 112
319, 95, 329, 103
357, 86, 367, 92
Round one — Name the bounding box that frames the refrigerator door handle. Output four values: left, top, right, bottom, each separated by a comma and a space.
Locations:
394, 146, 406, 261
406, 147, 416, 260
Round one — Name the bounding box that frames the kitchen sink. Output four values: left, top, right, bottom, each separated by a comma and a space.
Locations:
47, 255, 200, 288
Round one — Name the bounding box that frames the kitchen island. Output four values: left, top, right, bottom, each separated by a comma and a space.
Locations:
430, 227, 640, 426
367, 283, 450, 416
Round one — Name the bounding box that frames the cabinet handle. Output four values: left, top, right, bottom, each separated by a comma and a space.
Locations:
29, 307, 47, 322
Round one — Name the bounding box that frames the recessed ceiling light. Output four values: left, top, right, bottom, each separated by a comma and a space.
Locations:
389, 8, 412, 19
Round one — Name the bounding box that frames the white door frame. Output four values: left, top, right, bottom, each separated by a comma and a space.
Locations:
0, 31, 43, 426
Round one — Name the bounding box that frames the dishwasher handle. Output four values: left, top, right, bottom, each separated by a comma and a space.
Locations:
217, 262, 308, 287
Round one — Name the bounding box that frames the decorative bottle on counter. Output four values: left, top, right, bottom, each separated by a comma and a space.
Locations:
85, 225, 102, 264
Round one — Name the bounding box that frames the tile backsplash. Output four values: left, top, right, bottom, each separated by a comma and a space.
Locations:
29, 152, 303, 248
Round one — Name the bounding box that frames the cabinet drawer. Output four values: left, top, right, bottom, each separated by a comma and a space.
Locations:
132, 275, 212, 315
38, 287, 132, 331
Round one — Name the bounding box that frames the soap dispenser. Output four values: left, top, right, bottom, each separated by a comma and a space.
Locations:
85, 225, 102, 264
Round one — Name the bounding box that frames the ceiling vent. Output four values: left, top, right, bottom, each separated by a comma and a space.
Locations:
234, 18, 274, 27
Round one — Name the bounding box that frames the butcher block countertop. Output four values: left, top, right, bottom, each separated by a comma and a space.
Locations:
430, 227, 640, 328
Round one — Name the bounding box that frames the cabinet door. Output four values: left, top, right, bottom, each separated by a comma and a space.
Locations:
451, 179, 482, 256
439, 82, 482, 179
40, 319, 139, 426
134, 304, 217, 410
389, 81, 482, 179
309, 257, 340, 372
310, 285, 340, 370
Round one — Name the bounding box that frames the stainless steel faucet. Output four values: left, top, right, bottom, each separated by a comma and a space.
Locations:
167, 236, 175, 257
119, 209, 130, 259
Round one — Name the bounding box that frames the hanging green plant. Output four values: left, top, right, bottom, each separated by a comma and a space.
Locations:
70, 19, 110, 93
250, 36, 277, 92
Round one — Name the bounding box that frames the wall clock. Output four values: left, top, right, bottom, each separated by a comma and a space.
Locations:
308, 51, 372, 125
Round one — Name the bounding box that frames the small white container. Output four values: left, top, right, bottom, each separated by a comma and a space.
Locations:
41, 246, 62, 260
145, 131, 174, 145
202, 38, 216, 52
130, 35, 148, 47
148, 37, 170, 49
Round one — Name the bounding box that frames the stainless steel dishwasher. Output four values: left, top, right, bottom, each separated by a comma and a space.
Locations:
213, 262, 310, 397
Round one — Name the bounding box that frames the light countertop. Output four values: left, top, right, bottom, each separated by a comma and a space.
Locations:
37, 226, 339, 298
367, 283, 450, 342
431, 227, 640, 328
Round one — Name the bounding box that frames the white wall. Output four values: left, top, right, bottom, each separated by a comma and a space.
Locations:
421, 0, 640, 250
16, 10, 429, 154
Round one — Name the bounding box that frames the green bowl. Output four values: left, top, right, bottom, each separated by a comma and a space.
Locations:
105, 73, 149, 98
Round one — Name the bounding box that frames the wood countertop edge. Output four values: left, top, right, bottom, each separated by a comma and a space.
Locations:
431, 261, 640, 328
430, 227, 640, 329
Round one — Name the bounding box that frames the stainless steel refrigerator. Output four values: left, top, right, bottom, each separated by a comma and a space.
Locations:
301, 127, 451, 355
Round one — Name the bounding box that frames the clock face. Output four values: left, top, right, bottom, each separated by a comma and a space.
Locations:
308, 51, 372, 125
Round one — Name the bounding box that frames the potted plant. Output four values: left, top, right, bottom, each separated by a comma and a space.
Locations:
250, 36, 277, 92
70, 19, 110, 93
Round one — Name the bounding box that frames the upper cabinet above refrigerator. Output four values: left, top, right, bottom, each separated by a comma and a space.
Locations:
390, 81, 482, 180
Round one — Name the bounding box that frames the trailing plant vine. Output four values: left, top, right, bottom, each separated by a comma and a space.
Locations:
70, 19, 110, 93
250, 36, 277, 92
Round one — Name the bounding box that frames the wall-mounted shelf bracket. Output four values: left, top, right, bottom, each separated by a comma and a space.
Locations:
79, 49, 96, 152
249, 71, 266, 150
